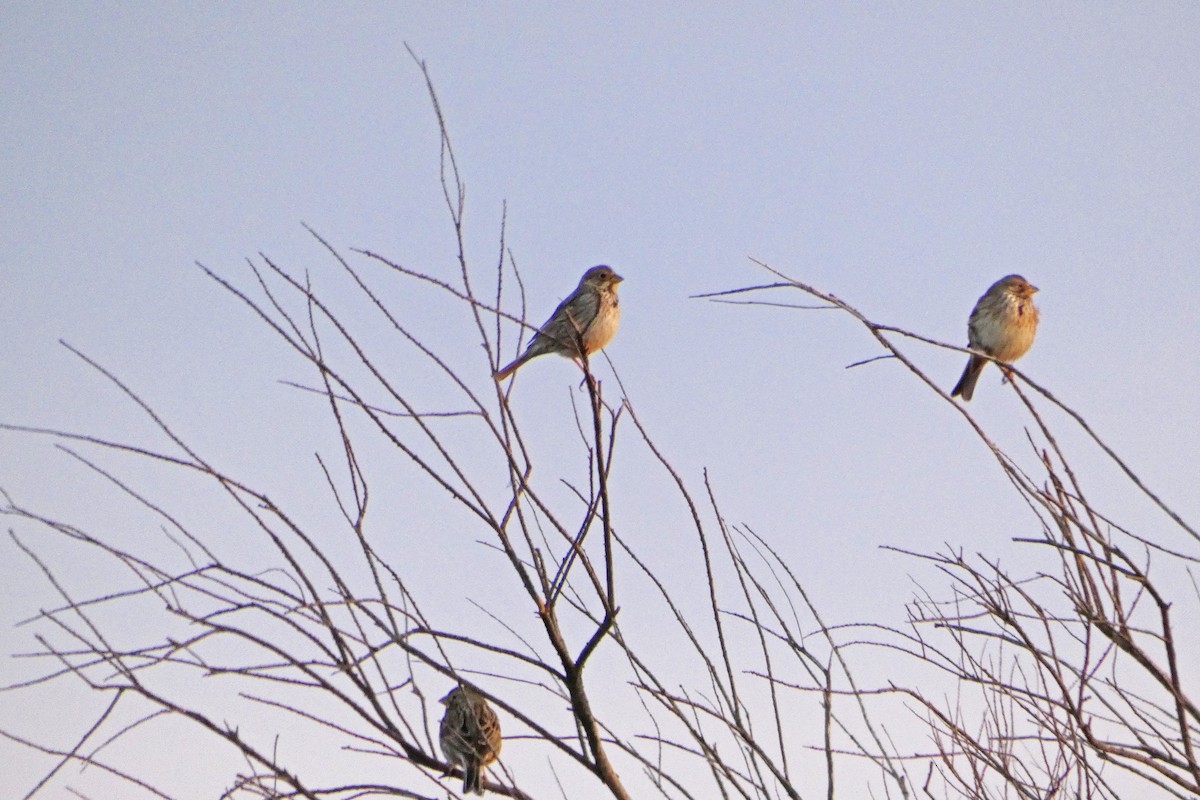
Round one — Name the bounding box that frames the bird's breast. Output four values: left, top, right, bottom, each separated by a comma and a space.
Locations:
582, 294, 621, 353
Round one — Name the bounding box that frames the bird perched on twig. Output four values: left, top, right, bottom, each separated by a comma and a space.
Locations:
494, 265, 623, 381
951, 274, 1040, 401
439, 686, 502, 795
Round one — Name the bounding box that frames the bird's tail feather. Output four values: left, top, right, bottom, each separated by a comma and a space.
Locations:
463, 762, 482, 794
951, 356, 986, 401
493, 355, 525, 381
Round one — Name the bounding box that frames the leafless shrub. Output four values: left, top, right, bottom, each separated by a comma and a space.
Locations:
702, 264, 1199, 798
3, 56, 1194, 800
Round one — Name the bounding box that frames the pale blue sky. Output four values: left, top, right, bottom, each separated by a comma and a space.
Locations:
3, 4, 1199, 797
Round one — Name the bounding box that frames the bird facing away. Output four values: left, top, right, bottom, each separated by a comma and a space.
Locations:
439, 686, 502, 795
951, 274, 1040, 401
494, 265, 623, 381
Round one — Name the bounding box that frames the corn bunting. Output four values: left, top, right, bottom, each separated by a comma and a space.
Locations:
951, 274, 1039, 401
494, 265, 623, 380
439, 686, 502, 795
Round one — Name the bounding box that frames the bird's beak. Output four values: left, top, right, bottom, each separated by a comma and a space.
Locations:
1030, 284, 1039, 293
612, 273, 624, 284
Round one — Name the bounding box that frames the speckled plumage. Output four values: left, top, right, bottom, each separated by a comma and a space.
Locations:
494, 265, 623, 380
439, 686, 502, 795
952, 274, 1039, 401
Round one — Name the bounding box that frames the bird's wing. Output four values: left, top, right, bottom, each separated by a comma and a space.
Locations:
536, 287, 600, 349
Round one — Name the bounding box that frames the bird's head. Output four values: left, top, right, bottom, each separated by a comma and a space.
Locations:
581, 265, 623, 289
1000, 274, 1038, 297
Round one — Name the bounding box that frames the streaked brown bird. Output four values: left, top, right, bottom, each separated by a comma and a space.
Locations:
951, 274, 1040, 401
494, 265, 623, 381
439, 686, 502, 795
